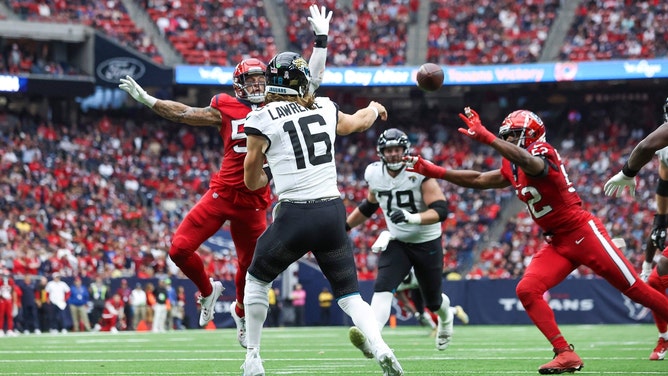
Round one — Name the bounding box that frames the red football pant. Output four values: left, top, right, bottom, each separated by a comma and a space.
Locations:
169, 189, 267, 303
517, 218, 668, 349
0, 299, 12, 331
100, 313, 118, 331
648, 270, 668, 333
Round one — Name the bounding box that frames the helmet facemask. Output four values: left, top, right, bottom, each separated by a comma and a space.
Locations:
233, 58, 267, 103
377, 128, 411, 171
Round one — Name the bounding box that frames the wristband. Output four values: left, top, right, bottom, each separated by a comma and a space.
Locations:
314, 35, 328, 48
653, 214, 668, 228
369, 106, 379, 120
345, 223, 351, 232
621, 161, 639, 177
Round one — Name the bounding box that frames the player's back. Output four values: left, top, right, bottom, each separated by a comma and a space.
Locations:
245, 97, 341, 201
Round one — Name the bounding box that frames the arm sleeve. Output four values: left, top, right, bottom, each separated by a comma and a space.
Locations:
308, 47, 327, 93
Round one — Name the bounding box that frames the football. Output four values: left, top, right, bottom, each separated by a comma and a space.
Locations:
416, 63, 444, 92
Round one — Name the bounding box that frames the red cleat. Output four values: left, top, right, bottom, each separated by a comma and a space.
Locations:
650, 338, 668, 360
538, 344, 584, 374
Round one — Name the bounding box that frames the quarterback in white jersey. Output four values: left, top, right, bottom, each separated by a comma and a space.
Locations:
241, 51, 403, 376
346, 128, 456, 352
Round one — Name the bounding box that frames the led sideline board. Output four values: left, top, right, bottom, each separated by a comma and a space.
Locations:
175, 58, 668, 87
0, 75, 27, 92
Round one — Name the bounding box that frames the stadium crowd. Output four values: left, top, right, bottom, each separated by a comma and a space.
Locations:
6, 0, 665, 68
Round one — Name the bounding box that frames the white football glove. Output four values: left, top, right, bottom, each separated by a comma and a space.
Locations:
640, 261, 653, 282
371, 230, 394, 253
307, 4, 332, 36
119, 75, 158, 108
603, 171, 636, 197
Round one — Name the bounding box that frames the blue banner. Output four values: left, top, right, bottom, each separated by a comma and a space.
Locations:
175, 58, 668, 87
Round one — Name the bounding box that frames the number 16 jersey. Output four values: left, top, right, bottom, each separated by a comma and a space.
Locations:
245, 97, 341, 201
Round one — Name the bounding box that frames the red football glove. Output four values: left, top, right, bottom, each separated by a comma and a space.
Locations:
404, 156, 446, 179
457, 108, 496, 145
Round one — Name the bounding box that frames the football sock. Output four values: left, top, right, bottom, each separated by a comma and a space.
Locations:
435, 293, 452, 323
339, 294, 385, 347
244, 274, 270, 349
370, 291, 394, 331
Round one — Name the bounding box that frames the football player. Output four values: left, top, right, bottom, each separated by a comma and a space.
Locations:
606, 97, 668, 361
408, 107, 668, 374
345, 128, 457, 352
241, 51, 402, 376
118, 5, 332, 348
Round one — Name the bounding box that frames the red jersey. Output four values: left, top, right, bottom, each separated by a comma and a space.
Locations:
208, 94, 271, 209
499, 141, 592, 235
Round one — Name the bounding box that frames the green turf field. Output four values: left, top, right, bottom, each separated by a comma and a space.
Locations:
1, 324, 666, 375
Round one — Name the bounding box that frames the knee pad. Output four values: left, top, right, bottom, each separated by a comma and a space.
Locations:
244, 274, 270, 308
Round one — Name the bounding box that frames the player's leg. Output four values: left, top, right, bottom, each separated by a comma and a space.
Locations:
229, 208, 267, 348
647, 269, 668, 360
413, 239, 452, 350
372, 242, 413, 330
517, 244, 583, 374
168, 191, 226, 325
169, 192, 226, 293
577, 219, 668, 324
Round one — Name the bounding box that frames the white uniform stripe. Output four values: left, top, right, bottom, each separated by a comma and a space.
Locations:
588, 219, 636, 286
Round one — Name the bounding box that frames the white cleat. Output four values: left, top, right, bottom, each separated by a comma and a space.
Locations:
375, 345, 404, 376
454, 305, 469, 325
230, 301, 247, 348
198, 278, 224, 326
241, 348, 264, 376
436, 315, 454, 350
348, 326, 374, 359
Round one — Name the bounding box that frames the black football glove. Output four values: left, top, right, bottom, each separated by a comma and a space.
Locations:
390, 210, 407, 224
650, 214, 668, 249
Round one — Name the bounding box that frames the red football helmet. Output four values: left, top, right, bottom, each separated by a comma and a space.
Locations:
498, 110, 546, 148
233, 58, 266, 103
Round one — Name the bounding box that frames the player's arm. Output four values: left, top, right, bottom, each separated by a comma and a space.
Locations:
406, 156, 510, 190
337, 101, 388, 136
243, 133, 269, 191
307, 5, 332, 93
389, 178, 449, 225
119, 75, 221, 126
624, 121, 668, 174
346, 191, 379, 230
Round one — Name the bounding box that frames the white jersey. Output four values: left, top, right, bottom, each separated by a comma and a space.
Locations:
365, 162, 442, 243
245, 97, 341, 201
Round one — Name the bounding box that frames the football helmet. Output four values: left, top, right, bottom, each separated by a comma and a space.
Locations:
233, 58, 266, 103
377, 128, 411, 170
498, 110, 546, 148
265, 52, 310, 97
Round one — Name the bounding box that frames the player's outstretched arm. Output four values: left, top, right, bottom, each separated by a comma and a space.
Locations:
405, 156, 509, 190
307, 4, 332, 93
337, 101, 387, 135
119, 75, 221, 126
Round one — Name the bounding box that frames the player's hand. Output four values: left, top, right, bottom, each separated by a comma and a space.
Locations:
390, 209, 421, 224
603, 171, 636, 197
368, 101, 388, 121
371, 230, 394, 253
404, 155, 446, 179
307, 5, 332, 36
119, 75, 157, 108
651, 214, 668, 249
457, 107, 496, 145
640, 261, 653, 282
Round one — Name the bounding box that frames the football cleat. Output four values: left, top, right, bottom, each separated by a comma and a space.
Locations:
198, 278, 224, 326
538, 344, 584, 374
348, 326, 374, 359
436, 315, 454, 350
454, 305, 470, 325
650, 337, 668, 360
230, 301, 247, 348
241, 348, 264, 376
374, 344, 404, 376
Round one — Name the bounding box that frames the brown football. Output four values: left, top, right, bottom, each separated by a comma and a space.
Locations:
416, 63, 444, 92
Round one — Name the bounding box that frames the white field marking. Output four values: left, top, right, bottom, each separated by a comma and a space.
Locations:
1, 372, 666, 376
